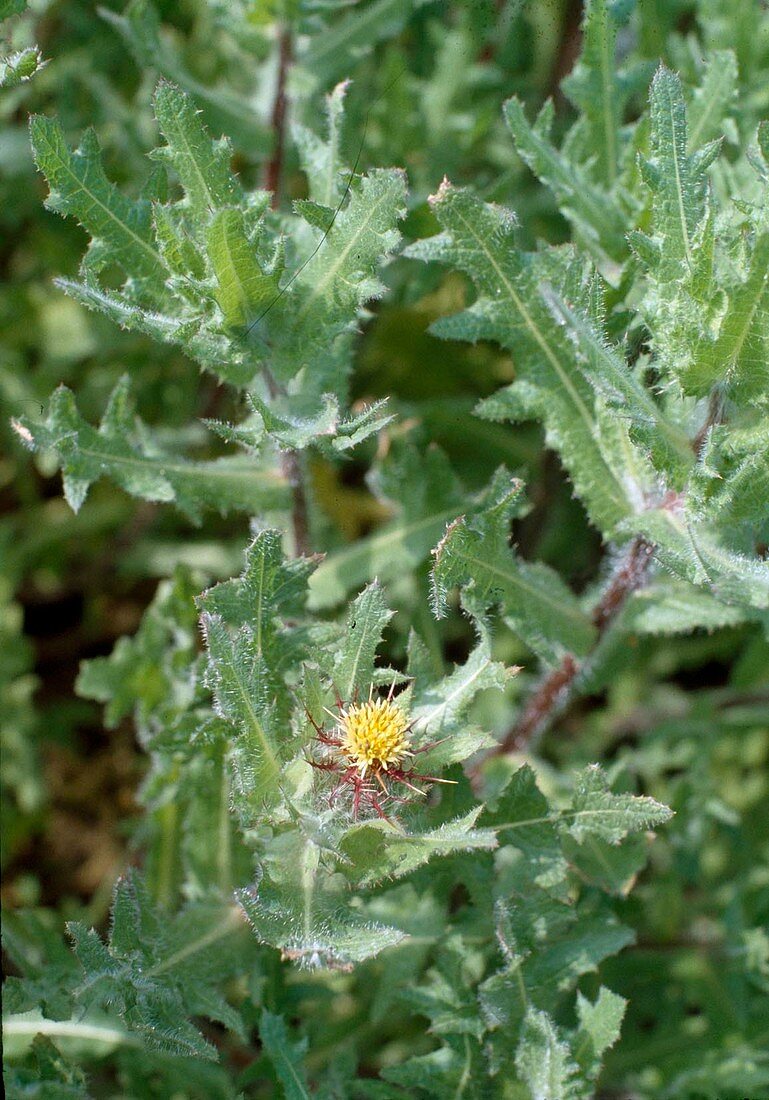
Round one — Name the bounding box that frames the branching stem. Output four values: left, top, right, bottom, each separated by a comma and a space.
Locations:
489, 536, 655, 758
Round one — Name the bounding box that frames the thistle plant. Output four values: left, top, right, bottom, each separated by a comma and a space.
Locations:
3, 1, 768, 1097
307, 683, 459, 819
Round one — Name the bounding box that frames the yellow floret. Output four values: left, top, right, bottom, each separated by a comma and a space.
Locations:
338, 697, 411, 775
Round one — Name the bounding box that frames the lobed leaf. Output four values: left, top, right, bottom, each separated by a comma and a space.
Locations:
152, 79, 241, 222
12, 380, 288, 521
431, 478, 596, 664
338, 809, 497, 887
504, 95, 627, 261
407, 182, 642, 533
333, 581, 394, 701
566, 765, 673, 844
29, 116, 167, 290
258, 1012, 312, 1100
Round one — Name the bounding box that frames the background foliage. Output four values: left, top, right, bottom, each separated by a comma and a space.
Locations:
2, 1, 768, 1097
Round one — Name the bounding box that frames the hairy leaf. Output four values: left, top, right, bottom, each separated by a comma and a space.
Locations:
407, 183, 642, 532
13, 380, 288, 521
432, 477, 596, 663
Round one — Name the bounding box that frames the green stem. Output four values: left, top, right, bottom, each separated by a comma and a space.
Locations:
155, 794, 179, 910
217, 753, 233, 896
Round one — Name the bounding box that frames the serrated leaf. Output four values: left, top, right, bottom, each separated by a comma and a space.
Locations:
431, 479, 596, 664
333, 582, 394, 701
627, 507, 769, 612
406, 183, 638, 532
292, 79, 349, 208
574, 987, 626, 1076
483, 764, 569, 891
641, 66, 718, 280
1, 45, 46, 88
684, 231, 769, 400
269, 168, 407, 392
152, 204, 205, 277
292, 197, 336, 233
561, 0, 627, 187
29, 116, 167, 289
198, 528, 315, 629
480, 898, 633, 1048
63, 874, 251, 1062
687, 49, 738, 148
12, 380, 288, 521
238, 875, 405, 971
338, 809, 497, 886
541, 282, 692, 473
152, 80, 241, 222
210, 391, 391, 455
409, 622, 511, 767
504, 96, 627, 260
258, 1012, 311, 1100
696, 422, 769, 531
566, 765, 673, 844
200, 613, 283, 809
515, 1008, 578, 1100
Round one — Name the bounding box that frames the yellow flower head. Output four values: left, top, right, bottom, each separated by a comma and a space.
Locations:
338, 697, 411, 775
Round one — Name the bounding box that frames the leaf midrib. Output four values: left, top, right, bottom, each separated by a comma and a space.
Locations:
75, 442, 287, 488
665, 91, 694, 270
417, 656, 493, 729
449, 201, 629, 514
35, 122, 167, 277
297, 183, 395, 318
159, 100, 223, 215
451, 545, 592, 634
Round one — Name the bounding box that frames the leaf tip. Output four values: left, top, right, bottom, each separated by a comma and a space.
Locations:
10, 418, 34, 446
429, 176, 453, 206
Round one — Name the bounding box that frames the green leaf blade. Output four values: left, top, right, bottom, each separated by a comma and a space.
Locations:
29, 116, 167, 288
153, 80, 241, 222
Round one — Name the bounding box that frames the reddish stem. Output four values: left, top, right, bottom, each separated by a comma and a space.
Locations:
488, 536, 655, 758
281, 447, 311, 558
264, 27, 293, 207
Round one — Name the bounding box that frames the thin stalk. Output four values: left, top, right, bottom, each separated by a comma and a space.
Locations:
217, 753, 233, 896
263, 366, 311, 557
154, 795, 179, 910
281, 447, 311, 557
264, 26, 293, 208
